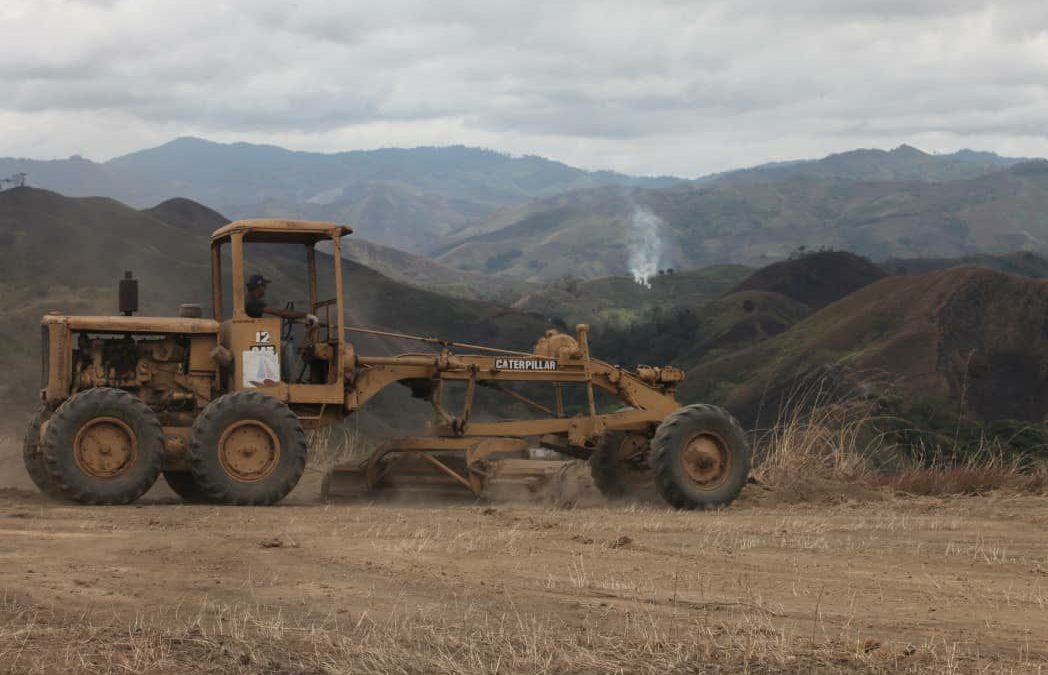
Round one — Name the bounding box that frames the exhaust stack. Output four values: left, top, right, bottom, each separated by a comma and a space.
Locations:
119, 271, 138, 316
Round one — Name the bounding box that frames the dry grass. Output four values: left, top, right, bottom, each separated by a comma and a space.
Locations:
750, 370, 1047, 498
753, 398, 875, 487
0, 591, 1021, 675
751, 371, 882, 490
307, 424, 364, 468
882, 453, 1048, 496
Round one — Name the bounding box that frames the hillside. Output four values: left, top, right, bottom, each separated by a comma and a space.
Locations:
712, 145, 1025, 184
882, 251, 1048, 279
0, 187, 551, 410
581, 253, 864, 375
340, 238, 529, 304
434, 186, 664, 280
0, 188, 214, 405
143, 197, 230, 234
685, 267, 1048, 428
440, 161, 1048, 280
0, 138, 678, 252
140, 196, 526, 304
511, 265, 751, 326
730, 251, 886, 309
588, 288, 812, 375
4, 140, 1031, 264
572, 254, 1048, 460
505, 253, 886, 371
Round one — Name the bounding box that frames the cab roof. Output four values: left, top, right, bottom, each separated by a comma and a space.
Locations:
211, 219, 353, 244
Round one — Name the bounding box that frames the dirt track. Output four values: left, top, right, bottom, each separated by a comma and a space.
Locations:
1, 431, 1047, 673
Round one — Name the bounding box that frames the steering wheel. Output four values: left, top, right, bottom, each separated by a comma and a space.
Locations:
285, 301, 329, 383
281, 301, 296, 343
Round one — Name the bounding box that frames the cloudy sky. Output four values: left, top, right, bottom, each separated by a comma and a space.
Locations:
1, 0, 1046, 176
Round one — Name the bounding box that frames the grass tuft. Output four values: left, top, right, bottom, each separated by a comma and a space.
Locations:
750, 367, 1047, 498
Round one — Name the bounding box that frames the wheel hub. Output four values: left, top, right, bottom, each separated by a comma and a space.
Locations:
74, 417, 137, 479
218, 420, 281, 483
680, 433, 730, 487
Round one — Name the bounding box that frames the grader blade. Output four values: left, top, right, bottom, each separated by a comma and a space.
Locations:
478, 458, 587, 503
323, 452, 478, 501
320, 438, 574, 503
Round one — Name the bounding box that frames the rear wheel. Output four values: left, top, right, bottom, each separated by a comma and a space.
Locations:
40, 388, 164, 505
590, 431, 656, 502
651, 404, 750, 510
23, 407, 62, 498
188, 391, 306, 505
162, 471, 214, 504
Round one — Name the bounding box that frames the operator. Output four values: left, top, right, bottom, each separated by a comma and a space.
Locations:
245, 273, 319, 383
244, 274, 319, 327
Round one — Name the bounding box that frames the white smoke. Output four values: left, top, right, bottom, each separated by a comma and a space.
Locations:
627, 207, 664, 288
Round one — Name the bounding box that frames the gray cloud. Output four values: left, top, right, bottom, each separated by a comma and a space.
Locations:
0, 0, 1046, 175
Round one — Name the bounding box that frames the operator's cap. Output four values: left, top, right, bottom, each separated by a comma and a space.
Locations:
246, 273, 271, 289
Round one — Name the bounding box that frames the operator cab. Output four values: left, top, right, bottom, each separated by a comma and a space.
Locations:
209, 219, 351, 405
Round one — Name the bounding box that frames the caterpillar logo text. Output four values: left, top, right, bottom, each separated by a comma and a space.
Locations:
494, 358, 558, 371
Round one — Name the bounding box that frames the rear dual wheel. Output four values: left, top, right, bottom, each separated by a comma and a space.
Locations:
24, 388, 306, 506
188, 391, 306, 505
36, 388, 164, 505
162, 471, 214, 504
23, 407, 63, 498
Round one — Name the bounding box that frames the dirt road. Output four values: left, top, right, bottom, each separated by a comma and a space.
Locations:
1, 427, 1046, 673
1, 464, 1046, 674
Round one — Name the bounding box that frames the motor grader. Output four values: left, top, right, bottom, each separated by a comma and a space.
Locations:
24, 219, 750, 508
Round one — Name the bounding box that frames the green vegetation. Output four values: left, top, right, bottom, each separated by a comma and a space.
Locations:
514, 264, 750, 327
876, 394, 1048, 465
589, 289, 810, 373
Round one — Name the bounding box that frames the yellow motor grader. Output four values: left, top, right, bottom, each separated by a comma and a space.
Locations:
24, 219, 750, 508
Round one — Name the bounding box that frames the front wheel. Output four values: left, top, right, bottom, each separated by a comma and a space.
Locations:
651, 404, 751, 509
590, 431, 656, 502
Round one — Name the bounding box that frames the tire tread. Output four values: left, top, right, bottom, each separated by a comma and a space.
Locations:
651, 404, 750, 510
40, 388, 163, 505
188, 391, 306, 506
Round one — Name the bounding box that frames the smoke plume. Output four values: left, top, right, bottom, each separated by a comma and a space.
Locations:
627, 207, 664, 288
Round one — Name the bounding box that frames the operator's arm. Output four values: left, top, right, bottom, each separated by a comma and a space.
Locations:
263, 306, 319, 325
262, 306, 307, 320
